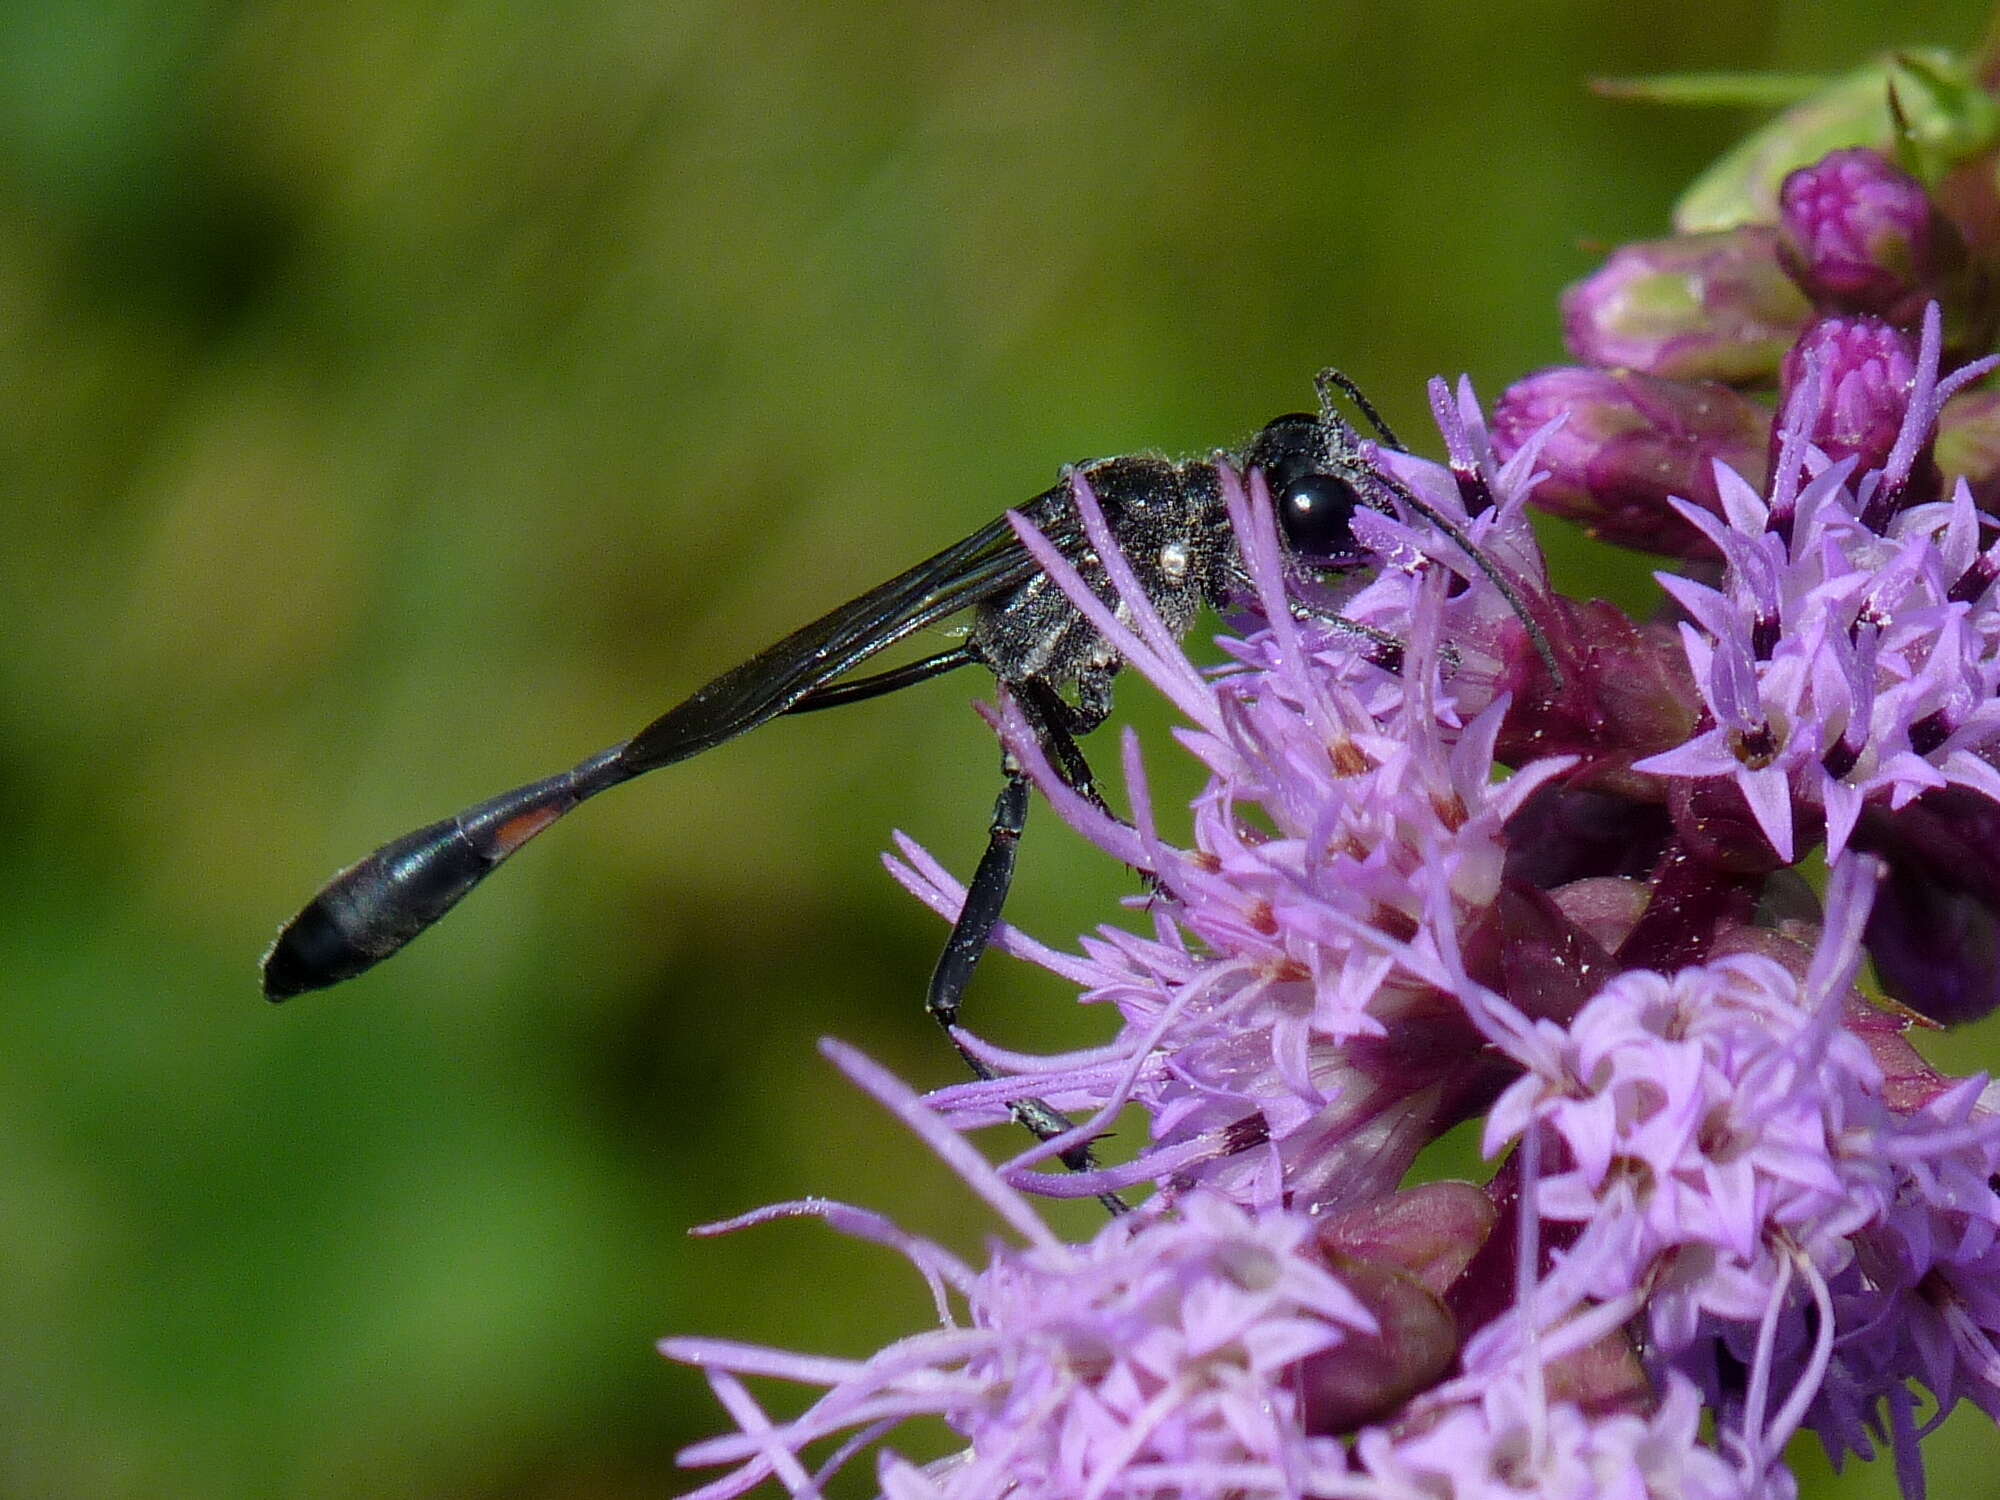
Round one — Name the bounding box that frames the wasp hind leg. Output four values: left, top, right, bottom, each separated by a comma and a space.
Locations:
926, 677, 1126, 1214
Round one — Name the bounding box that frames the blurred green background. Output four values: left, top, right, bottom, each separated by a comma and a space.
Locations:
5, 1, 2000, 1495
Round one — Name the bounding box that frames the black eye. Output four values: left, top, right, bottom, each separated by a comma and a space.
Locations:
1277, 472, 1363, 562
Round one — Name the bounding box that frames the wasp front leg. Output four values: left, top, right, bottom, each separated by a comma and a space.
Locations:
925, 678, 1125, 1212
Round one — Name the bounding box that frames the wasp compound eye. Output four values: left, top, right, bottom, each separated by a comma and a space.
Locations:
1277, 471, 1364, 563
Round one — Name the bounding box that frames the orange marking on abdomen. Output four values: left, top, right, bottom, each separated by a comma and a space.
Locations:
493, 804, 564, 855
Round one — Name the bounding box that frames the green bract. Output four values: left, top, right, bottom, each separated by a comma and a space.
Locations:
1639, 50, 2000, 232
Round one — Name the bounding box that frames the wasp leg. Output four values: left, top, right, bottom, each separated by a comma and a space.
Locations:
1038, 674, 1113, 795
784, 647, 977, 714
927, 766, 1029, 1048
927, 684, 1126, 1214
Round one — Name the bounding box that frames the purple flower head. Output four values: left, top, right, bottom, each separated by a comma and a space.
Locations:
1561, 228, 1810, 383
1492, 367, 1771, 557
1777, 148, 1963, 322
1481, 860, 1892, 1345
1350, 756, 2000, 1487
1462, 855, 2000, 1486
1633, 306, 2000, 864
666, 1042, 1387, 1500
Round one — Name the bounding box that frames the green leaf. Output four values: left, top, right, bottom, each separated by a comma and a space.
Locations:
1590, 72, 1831, 109
1671, 50, 1999, 233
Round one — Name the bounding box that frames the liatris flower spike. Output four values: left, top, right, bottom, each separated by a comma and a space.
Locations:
668, 43, 2000, 1500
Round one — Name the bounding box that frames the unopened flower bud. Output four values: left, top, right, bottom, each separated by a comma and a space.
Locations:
1492, 367, 1769, 555
1777, 148, 1963, 320
1777, 314, 1918, 474
1295, 1252, 1458, 1435
1562, 228, 1809, 382
1853, 786, 2000, 1025
1315, 1181, 1495, 1297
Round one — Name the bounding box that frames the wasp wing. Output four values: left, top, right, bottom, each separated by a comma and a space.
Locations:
617, 493, 1078, 774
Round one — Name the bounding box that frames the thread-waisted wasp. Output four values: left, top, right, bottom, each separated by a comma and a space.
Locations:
263, 371, 1548, 1170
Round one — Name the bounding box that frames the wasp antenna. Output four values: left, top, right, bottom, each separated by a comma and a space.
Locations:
1291, 609, 1414, 675
1370, 465, 1565, 691
1315, 367, 1405, 453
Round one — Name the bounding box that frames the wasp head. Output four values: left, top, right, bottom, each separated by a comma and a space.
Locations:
1243, 410, 1386, 570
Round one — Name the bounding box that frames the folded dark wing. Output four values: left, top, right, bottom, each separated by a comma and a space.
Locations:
618, 497, 1077, 774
